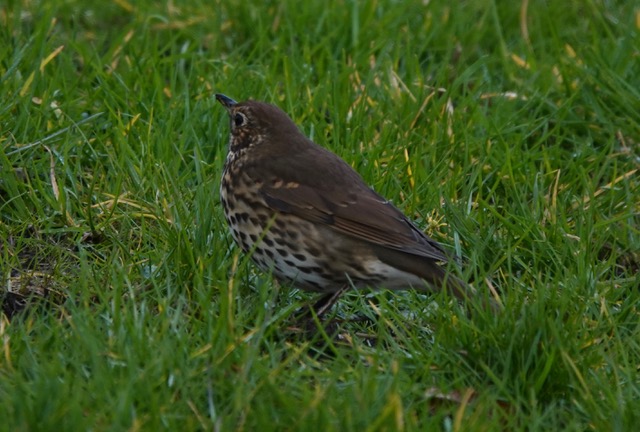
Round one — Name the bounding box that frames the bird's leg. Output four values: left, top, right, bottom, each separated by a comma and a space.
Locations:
310, 285, 348, 317
290, 286, 348, 335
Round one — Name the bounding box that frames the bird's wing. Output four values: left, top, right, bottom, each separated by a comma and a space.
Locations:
251, 145, 451, 263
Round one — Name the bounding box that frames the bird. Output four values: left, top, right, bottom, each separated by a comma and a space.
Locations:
216, 93, 486, 315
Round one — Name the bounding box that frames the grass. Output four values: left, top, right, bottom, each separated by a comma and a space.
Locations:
1, 0, 639, 430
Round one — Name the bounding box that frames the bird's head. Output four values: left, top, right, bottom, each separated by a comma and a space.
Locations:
216, 94, 302, 155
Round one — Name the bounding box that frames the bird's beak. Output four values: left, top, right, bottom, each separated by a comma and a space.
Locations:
215, 94, 237, 110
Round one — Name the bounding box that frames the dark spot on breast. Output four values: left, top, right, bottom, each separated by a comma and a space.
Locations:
263, 238, 274, 247
284, 259, 296, 267
270, 227, 284, 237
293, 253, 307, 262
249, 234, 258, 242
276, 248, 289, 258
238, 212, 250, 222
286, 230, 299, 240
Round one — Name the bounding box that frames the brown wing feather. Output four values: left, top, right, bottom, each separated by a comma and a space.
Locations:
249, 140, 451, 263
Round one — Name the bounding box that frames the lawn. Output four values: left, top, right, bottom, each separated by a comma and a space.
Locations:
1, 0, 639, 430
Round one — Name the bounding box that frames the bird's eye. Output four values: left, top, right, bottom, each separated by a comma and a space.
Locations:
234, 113, 246, 127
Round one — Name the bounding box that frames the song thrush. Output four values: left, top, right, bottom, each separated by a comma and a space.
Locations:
216, 93, 482, 312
